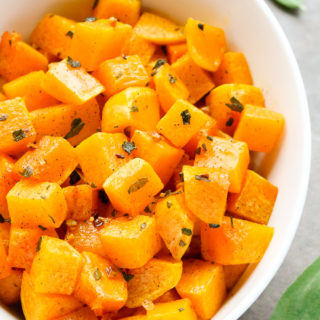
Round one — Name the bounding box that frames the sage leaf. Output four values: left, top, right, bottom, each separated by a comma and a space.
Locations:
274, 0, 303, 9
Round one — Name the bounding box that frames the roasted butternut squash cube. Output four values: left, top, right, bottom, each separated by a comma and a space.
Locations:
154, 289, 180, 303
234, 104, 285, 153
201, 216, 274, 264
171, 53, 215, 104
21, 271, 83, 320
167, 43, 188, 64
3, 71, 58, 111
176, 259, 226, 319
93, 55, 149, 97
126, 257, 182, 308
74, 252, 127, 315
103, 158, 163, 216
153, 63, 189, 112
53, 306, 98, 320
76, 132, 132, 188
227, 170, 278, 224
30, 14, 76, 59
185, 18, 226, 72
206, 84, 265, 135
156, 99, 212, 148
183, 166, 229, 224
69, 19, 132, 71
224, 264, 248, 290
0, 226, 11, 280
213, 52, 253, 86
7, 181, 67, 228
0, 97, 36, 155
30, 236, 83, 295
0, 269, 23, 305
134, 12, 185, 45
30, 99, 100, 146
101, 87, 160, 134
194, 136, 249, 193
100, 215, 161, 268
155, 193, 194, 260
0, 32, 48, 81
14, 136, 78, 185
131, 130, 184, 185
94, 0, 141, 26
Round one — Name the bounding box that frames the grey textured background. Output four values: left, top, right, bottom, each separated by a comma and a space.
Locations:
241, 0, 320, 319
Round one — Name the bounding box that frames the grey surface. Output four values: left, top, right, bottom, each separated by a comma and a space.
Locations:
241, 1, 320, 319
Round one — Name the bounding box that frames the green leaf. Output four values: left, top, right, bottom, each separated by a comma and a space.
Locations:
128, 177, 148, 194
225, 96, 244, 112
67, 56, 81, 68
122, 141, 136, 155
64, 118, 85, 139
273, 0, 303, 9
271, 257, 320, 320
12, 129, 26, 142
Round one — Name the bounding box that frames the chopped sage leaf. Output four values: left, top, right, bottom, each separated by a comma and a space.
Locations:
195, 147, 201, 155
0, 214, 11, 224
181, 109, 191, 125
226, 96, 244, 112
84, 16, 98, 22
152, 59, 166, 70
179, 240, 186, 247
20, 166, 33, 178
195, 174, 211, 182
67, 56, 81, 68
181, 228, 192, 236
168, 73, 177, 84
201, 143, 207, 151
209, 223, 220, 228
207, 135, 213, 141
122, 271, 134, 282
226, 117, 234, 127
38, 225, 47, 231
36, 237, 42, 252
91, 182, 97, 188
65, 30, 74, 38
131, 105, 139, 112
12, 129, 26, 142
230, 216, 234, 228
48, 215, 55, 224
122, 141, 136, 155
198, 23, 204, 30
64, 118, 85, 139
144, 205, 151, 213
0, 114, 8, 121
94, 268, 102, 280
274, 0, 303, 9
128, 177, 148, 194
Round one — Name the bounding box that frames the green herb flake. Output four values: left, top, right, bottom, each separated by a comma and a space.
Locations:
152, 59, 166, 70
122, 141, 136, 155
209, 223, 220, 228
181, 109, 191, 125
36, 237, 42, 252
131, 105, 139, 112
48, 215, 55, 224
94, 268, 102, 280
179, 172, 184, 182
195, 147, 201, 155
195, 174, 211, 182
92, 0, 99, 9
115, 72, 123, 79
230, 216, 234, 228
202, 143, 207, 151
122, 271, 134, 282
226, 117, 234, 127
140, 223, 147, 231
273, 0, 303, 9
20, 166, 33, 178
168, 73, 177, 84
178, 308, 184, 312
128, 177, 148, 194
67, 56, 81, 68
0, 114, 8, 121
198, 23, 204, 30
38, 225, 47, 231
65, 30, 74, 38
90, 182, 97, 188
69, 170, 81, 185
144, 205, 151, 213
12, 129, 26, 142
226, 96, 244, 112
84, 16, 98, 22
207, 135, 213, 141
167, 200, 173, 209
0, 214, 11, 224
181, 228, 192, 236
179, 240, 186, 247
64, 118, 85, 139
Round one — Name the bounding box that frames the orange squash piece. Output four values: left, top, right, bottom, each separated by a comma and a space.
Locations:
14, 136, 78, 185
69, 18, 132, 71
233, 104, 285, 153
183, 165, 229, 224
167, 43, 188, 64
206, 84, 265, 135
21, 271, 83, 320
121, 316, 147, 320
0, 97, 36, 155
185, 18, 226, 72
227, 170, 278, 224
134, 12, 185, 45
103, 158, 164, 216
213, 52, 253, 86
201, 216, 274, 264
154, 289, 180, 303
0, 223, 11, 280
0, 32, 48, 81
3, 71, 58, 111
0, 269, 23, 305
100, 215, 161, 268
93, 55, 149, 97
176, 259, 226, 319
224, 264, 248, 290
131, 130, 184, 185
126, 257, 183, 308
74, 251, 127, 315
156, 99, 213, 148
7, 181, 67, 228
101, 87, 160, 134
30, 99, 100, 146
76, 132, 132, 188
194, 136, 250, 193
54, 306, 98, 320
155, 193, 194, 260
171, 53, 215, 103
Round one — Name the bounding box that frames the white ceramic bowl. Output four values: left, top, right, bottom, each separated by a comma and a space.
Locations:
0, 0, 311, 319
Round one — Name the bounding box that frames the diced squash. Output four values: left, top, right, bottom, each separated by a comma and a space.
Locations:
93, 55, 149, 97
126, 257, 182, 308
224, 264, 248, 290
172, 53, 215, 103
212, 52, 253, 86
74, 251, 127, 315
68, 19, 132, 71
0, 32, 48, 81
227, 170, 278, 224
53, 306, 98, 320
134, 12, 185, 45
167, 43, 188, 64
183, 165, 229, 224
3, 71, 59, 111
21, 271, 83, 320
156, 99, 213, 148
30, 236, 83, 295
233, 104, 285, 152
14, 136, 78, 185
7, 181, 67, 228
155, 193, 194, 260
41, 59, 104, 105
0, 224, 11, 280
76, 132, 132, 188
194, 136, 249, 193
101, 87, 160, 134
185, 18, 226, 72
201, 216, 274, 264
0, 269, 23, 305
0, 222, 10, 251
176, 259, 226, 319
120, 316, 147, 320
215, 129, 232, 140
131, 130, 184, 185
154, 289, 180, 303
94, 0, 141, 26
153, 63, 189, 112
99, 215, 161, 268
103, 158, 164, 216
206, 84, 265, 135
0, 97, 36, 155
30, 99, 101, 146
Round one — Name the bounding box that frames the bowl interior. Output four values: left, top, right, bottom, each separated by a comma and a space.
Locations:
0, 0, 311, 319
